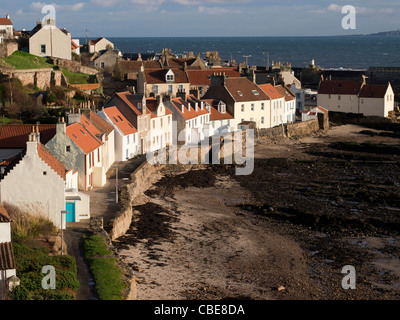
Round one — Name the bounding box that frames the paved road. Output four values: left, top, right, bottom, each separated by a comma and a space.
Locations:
64, 156, 146, 300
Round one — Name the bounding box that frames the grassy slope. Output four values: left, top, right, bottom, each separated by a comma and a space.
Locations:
1, 51, 53, 69
61, 67, 93, 85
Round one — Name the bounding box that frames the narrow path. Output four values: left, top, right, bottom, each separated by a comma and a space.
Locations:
64, 157, 146, 300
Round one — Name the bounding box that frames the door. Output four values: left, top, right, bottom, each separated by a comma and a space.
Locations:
66, 202, 76, 223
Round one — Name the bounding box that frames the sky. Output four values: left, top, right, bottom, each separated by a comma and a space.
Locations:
2, 0, 400, 38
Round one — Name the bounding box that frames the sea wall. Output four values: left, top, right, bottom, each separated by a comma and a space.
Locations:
108, 161, 165, 241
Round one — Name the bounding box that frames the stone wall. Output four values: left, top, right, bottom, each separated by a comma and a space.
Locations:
51, 58, 99, 75
258, 113, 329, 141
0, 41, 18, 58
108, 161, 165, 241
0, 68, 68, 90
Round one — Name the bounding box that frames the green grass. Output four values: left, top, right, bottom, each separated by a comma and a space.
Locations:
1, 51, 53, 70
62, 67, 97, 85
83, 234, 127, 300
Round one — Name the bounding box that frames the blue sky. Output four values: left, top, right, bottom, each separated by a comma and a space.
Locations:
2, 0, 400, 37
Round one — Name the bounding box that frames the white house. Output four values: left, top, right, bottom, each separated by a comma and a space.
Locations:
317, 79, 395, 117
146, 97, 173, 152
98, 106, 139, 161
29, 17, 72, 60
202, 74, 271, 130
89, 37, 114, 54
201, 99, 235, 136
0, 14, 13, 44
0, 133, 66, 229
275, 85, 297, 123
72, 39, 80, 55
258, 83, 286, 128
288, 83, 305, 115
164, 94, 210, 145
358, 83, 395, 118
0, 205, 16, 294
302, 106, 329, 122
46, 118, 106, 191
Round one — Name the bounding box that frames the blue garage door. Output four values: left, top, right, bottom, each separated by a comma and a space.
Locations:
66, 202, 76, 223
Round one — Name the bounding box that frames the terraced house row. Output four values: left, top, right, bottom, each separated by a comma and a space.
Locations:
0, 68, 299, 232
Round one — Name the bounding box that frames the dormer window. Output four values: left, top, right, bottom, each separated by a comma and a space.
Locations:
218, 102, 226, 114
252, 90, 259, 95
166, 70, 175, 82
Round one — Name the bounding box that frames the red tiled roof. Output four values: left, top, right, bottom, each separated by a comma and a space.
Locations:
203, 100, 234, 121
81, 114, 102, 138
116, 92, 144, 116
225, 78, 270, 102
89, 37, 104, 45
318, 80, 363, 95
0, 205, 11, 222
170, 97, 209, 121
359, 84, 389, 99
258, 83, 284, 100
144, 68, 189, 84
71, 40, 79, 50
103, 107, 137, 136
187, 69, 240, 86
37, 143, 66, 180
275, 85, 295, 102
0, 18, 12, 26
146, 98, 172, 119
316, 106, 329, 114
89, 111, 114, 135
0, 242, 15, 270
118, 60, 161, 73
0, 124, 56, 149
66, 122, 103, 154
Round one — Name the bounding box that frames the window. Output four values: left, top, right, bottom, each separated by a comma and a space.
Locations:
238, 91, 243, 96
178, 84, 184, 92
241, 104, 245, 112
41, 44, 46, 54
160, 118, 163, 128
251, 104, 255, 111
66, 146, 71, 152
168, 85, 173, 94
153, 85, 159, 94
43, 171, 47, 176
261, 103, 265, 111
261, 117, 265, 125
252, 90, 259, 96
338, 95, 341, 100
101, 62, 105, 69
127, 135, 130, 144
166, 74, 174, 81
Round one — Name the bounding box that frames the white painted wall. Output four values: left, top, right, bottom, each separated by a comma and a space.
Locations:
0, 222, 11, 243
0, 140, 65, 229
317, 94, 359, 114
29, 25, 72, 60
269, 98, 286, 127
234, 100, 271, 130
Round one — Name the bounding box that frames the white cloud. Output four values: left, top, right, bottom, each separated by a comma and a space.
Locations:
17, 2, 85, 14
198, 6, 241, 15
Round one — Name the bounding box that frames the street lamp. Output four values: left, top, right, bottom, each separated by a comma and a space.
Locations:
113, 166, 119, 204
243, 55, 251, 67
60, 210, 68, 255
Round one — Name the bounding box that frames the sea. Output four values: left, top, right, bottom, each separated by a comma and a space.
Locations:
79, 36, 400, 70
